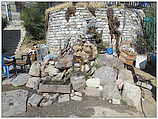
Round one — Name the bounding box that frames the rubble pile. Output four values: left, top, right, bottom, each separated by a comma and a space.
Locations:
2, 38, 156, 116
1, 3, 156, 116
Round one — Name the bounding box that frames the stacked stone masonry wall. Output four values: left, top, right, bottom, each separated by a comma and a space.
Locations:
47, 5, 144, 55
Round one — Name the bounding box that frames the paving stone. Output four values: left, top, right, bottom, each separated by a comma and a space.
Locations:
2, 90, 28, 117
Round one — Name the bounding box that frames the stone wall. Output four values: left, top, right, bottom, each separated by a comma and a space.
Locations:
46, 2, 144, 55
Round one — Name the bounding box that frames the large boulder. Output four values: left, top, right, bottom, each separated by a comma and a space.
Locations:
122, 82, 141, 111
12, 73, 32, 87
116, 69, 134, 89
26, 77, 41, 89
93, 66, 117, 86
96, 54, 124, 69
102, 81, 121, 101
86, 78, 100, 88
118, 69, 134, 84
29, 61, 41, 77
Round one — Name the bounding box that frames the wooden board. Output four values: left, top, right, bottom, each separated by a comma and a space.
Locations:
38, 83, 71, 93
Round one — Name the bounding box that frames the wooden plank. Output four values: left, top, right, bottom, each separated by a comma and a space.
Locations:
38, 83, 71, 93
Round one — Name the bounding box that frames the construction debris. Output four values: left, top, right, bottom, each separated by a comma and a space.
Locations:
12, 73, 32, 87
38, 84, 71, 93
28, 94, 43, 107
70, 75, 86, 91
2, 3, 156, 117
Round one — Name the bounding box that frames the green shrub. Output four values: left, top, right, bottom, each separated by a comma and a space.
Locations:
2, 17, 8, 29
21, 2, 49, 40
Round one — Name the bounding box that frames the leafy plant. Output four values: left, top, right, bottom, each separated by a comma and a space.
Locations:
21, 2, 49, 40
2, 17, 8, 29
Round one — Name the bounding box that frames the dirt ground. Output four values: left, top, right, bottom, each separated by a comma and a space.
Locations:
2, 84, 156, 118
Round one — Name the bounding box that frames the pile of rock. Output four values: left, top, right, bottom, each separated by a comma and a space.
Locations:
2, 41, 155, 117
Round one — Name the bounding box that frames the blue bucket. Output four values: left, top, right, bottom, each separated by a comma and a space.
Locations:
104, 48, 113, 55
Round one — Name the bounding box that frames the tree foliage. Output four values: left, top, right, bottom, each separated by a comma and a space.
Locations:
21, 2, 49, 40
143, 2, 156, 53
2, 17, 8, 29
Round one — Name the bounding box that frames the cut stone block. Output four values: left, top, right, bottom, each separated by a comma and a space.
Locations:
58, 94, 70, 103
70, 75, 86, 91
26, 77, 41, 89
40, 93, 59, 107
86, 78, 100, 88
84, 87, 101, 97
28, 94, 43, 107
122, 82, 141, 111
38, 83, 71, 93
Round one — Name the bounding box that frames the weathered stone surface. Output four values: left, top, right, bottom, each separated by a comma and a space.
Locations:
55, 54, 73, 69
38, 83, 71, 93
58, 94, 70, 103
84, 87, 101, 97
86, 78, 100, 88
122, 82, 141, 111
71, 95, 82, 101
96, 54, 124, 69
112, 98, 121, 105
93, 66, 117, 86
40, 93, 59, 107
2, 90, 28, 117
118, 69, 134, 84
116, 69, 134, 89
70, 75, 86, 91
52, 71, 65, 81
26, 77, 41, 89
47, 64, 59, 76
12, 73, 31, 87
29, 61, 41, 77
28, 94, 43, 107
71, 91, 82, 101
102, 81, 121, 101
41, 76, 52, 81
47, 5, 144, 55
84, 64, 90, 72
2, 78, 14, 85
